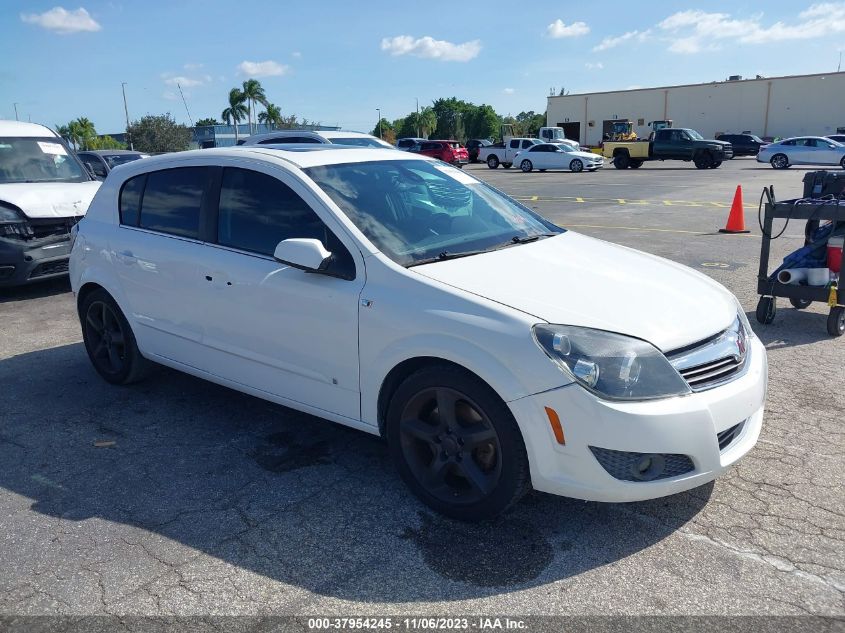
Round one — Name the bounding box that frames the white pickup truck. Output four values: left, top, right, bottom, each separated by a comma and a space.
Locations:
478, 137, 540, 169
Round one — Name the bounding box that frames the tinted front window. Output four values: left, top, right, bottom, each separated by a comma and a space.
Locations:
140, 167, 207, 238
306, 159, 562, 267
0, 137, 88, 184
104, 154, 143, 168
119, 174, 145, 226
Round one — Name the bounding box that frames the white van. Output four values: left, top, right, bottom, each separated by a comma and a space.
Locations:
0, 121, 100, 286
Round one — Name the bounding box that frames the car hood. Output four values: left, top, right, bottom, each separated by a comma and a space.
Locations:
0, 181, 100, 219
570, 151, 603, 161
412, 232, 737, 352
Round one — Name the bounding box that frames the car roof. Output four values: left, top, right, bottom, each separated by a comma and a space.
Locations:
0, 120, 58, 137
111, 145, 432, 176
781, 136, 833, 142
78, 149, 144, 156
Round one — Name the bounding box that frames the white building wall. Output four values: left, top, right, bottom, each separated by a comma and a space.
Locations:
547, 72, 845, 146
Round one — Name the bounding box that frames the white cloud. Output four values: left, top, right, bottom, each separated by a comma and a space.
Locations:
291, 51, 302, 58
162, 91, 180, 101
183, 62, 204, 71
162, 74, 210, 88
658, 3, 845, 53
20, 6, 101, 34
237, 60, 289, 77
546, 19, 590, 38
585, 62, 604, 70
593, 29, 650, 51
380, 35, 481, 62
503, 88, 515, 94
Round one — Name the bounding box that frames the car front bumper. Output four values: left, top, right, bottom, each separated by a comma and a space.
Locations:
0, 235, 72, 287
509, 335, 767, 502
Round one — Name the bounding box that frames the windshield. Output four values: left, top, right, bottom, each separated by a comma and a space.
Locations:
544, 128, 565, 140
750, 135, 764, 143
306, 159, 563, 267
0, 137, 89, 184
104, 154, 144, 168
687, 130, 704, 140
330, 137, 394, 149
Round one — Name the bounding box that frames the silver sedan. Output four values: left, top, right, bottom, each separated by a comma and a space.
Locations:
757, 136, 845, 169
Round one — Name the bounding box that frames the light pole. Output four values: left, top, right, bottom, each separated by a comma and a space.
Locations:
376, 108, 382, 139
121, 82, 133, 150
13, 103, 19, 121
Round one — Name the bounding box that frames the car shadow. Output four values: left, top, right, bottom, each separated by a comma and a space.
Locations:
0, 278, 71, 303
745, 307, 839, 349
0, 343, 713, 602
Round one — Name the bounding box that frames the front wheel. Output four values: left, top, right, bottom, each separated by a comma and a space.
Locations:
828, 306, 845, 337
502, 163, 512, 169
770, 154, 789, 169
569, 159, 583, 173
80, 289, 151, 385
710, 160, 722, 168
486, 155, 499, 169
520, 160, 533, 172
694, 153, 713, 169
387, 365, 531, 521
789, 297, 812, 309
840, 156, 845, 170
755, 296, 777, 325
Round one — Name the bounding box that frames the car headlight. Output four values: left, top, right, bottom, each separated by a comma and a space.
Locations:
734, 297, 756, 339
0, 204, 33, 239
533, 324, 691, 401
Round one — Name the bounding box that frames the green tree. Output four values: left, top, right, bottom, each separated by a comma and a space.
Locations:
514, 111, 546, 137
87, 135, 126, 150
241, 78, 268, 135
463, 104, 500, 141
74, 117, 97, 149
127, 113, 191, 153
258, 103, 283, 129
370, 118, 395, 142
55, 124, 73, 147
194, 117, 219, 127
221, 88, 248, 143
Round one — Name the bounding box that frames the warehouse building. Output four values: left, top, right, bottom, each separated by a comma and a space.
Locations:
546, 71, 845, 146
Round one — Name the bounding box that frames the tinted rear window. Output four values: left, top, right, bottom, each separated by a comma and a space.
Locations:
139, 167, 208, 238
119, 174, 146, 226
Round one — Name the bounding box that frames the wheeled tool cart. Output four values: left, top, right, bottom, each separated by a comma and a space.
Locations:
755, 190, 845, 336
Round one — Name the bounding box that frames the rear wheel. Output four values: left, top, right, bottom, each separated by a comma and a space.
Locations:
614, 153, 630, 169
771, 154, 789, 169
520, 160, 533, 173
80, 289, 150, 385
629, 159, 643, 169
789, 297, 812, 309
486, 155, 499, 169
840, 156, 845, 170
569, 159, 583, 173
387, 365, 530, 521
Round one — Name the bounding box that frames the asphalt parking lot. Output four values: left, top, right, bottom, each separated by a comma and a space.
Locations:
1, 158, 843, 620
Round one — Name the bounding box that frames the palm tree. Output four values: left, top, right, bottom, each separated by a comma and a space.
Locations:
241, 79, 268, 135
221, 88, 248, 143
74, 117, 97, 150
55, 124, 72, 146
258, 103, 282, 130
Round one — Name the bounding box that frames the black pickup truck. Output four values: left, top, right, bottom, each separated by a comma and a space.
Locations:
603, 128, 733, 169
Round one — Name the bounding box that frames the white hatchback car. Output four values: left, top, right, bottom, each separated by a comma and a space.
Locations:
70, 146, 767, 520
515, 143, 604, 173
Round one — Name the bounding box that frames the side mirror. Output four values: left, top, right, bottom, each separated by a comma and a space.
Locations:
273, 238, 332, 273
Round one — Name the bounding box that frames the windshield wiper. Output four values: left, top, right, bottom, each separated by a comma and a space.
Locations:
407, 249, 490, 267
509, 233, 558, 245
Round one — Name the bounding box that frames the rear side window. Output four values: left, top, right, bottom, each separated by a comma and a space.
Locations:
217, 167, 355, 278
259, 136, 320, 144
119, 174, 146, 226
139, 167, 207, 238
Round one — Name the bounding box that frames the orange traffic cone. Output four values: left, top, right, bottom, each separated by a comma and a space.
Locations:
719, 185, 750, 234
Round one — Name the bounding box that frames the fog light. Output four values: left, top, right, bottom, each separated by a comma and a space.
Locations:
631, 453, 666, 481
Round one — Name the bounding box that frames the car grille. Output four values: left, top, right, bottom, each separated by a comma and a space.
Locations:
717, 421, 745, 451
589, 446, 695, 482
29, 259, 69, 278
667, 317, 748, 392
29, 216, 80, 239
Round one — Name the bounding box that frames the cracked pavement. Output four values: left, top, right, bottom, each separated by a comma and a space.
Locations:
0, 160, 842, 619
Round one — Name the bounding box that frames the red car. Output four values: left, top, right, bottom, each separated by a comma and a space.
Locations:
409, 140, 469, 167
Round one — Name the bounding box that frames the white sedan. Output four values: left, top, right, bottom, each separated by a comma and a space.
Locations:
515, 143, 604, 173
70, 146, 766, 520
757, 136, 845, 169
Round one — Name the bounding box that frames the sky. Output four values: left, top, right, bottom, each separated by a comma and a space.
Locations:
2, 1, 844, 135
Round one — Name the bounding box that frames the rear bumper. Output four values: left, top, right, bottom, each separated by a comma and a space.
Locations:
0, 235, 71, 287
509, 336, 767, 502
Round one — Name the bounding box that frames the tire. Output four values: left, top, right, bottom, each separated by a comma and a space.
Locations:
539, 169, 547, 172
386, 365, 531, 521
629, 160, 643, 169
502, 163, 512, 169
710, 160, 722, 168
486, 155, 499, 169
520, 160, 533, 173
569, 159, 583, 173
789, 297, 812, 310
755, 296, 777, 325
828, 306, 845, 336
840, 156, 845, 170
614, 153, 630, 169
770, 154, 789, 169
80, 289, 151, 385
694, 152, 713, 169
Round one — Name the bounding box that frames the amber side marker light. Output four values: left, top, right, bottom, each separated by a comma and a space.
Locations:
544, 407, 566, 445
